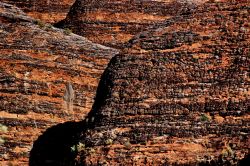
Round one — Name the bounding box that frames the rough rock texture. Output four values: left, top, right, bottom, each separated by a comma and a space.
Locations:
2, 0, 75, 23
75, 0, 250, 165
56, 0, 208, 48
0, 3, 118, 165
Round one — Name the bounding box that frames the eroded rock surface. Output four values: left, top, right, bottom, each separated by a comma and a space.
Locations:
56, 0, 208, 48
0, 3, 118, 164
75, 0, 250, 165
2, 0, 75, 23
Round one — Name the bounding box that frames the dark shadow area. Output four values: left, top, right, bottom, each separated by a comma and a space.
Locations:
239, 153, 250, 166
29, 121, 86, 166
29, 56, 119, 166
86, 55, 119, 124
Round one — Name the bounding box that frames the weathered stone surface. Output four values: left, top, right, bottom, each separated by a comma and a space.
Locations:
0, 3, 118, 165
2, 0, 75, 23
75, 0, 250, 165
56, 0, 207, 48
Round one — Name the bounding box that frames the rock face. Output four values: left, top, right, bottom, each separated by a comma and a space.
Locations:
75, 0, 250, 165
2, 0, 75, 23
0, 3, 118, 165
56, 0, 206, 48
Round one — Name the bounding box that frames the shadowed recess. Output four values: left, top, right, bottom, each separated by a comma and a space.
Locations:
29, 121, 86, 166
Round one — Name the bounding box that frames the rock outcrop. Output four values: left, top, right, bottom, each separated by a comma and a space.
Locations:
74, 0, 250, 165
2, 0, 75, 23
56, 0, 207, 48
0, 3, 118, 165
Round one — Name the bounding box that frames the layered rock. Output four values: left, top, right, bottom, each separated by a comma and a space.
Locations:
56, 0, 208, 48
0, 3, 118, 165
2, 0, 75, 23
75, 0, 250, 165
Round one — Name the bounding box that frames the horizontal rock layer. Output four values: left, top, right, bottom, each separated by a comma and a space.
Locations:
2, 0, 75, 23
0, 3, 118, 165
57, 0, 207, 48
76, 0, 250, 165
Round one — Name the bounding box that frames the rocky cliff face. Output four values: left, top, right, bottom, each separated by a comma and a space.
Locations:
74, 0, 249, 165
2, 0, 75, 23
56, 0, 207, 48
1, 0, 249, 165
0, 3, 118, 165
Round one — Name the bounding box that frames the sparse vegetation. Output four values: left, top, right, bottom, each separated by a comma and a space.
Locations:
0, 137, 5, 144
1, 0, 249, 165
200, 113, 210, 122
221, 145, 234, 158
124, 141, 131, 149
88, 148, 96, 154
105, 138, 113, 145
134, 147, 140, 152
0, 124, 8, 132
0, 124, 8, 145
46, 24, 53, 30
77, 142, 85, 152
64, 28, 72, 35
35, 20, 45, 28
71, 142, 85, 153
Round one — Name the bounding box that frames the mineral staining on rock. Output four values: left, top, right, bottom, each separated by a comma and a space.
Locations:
0, 2, 118, 164
0, 0, 249, 165
56, 0, 207, 48
75, 0, 250, 165
2, 0, 75, 23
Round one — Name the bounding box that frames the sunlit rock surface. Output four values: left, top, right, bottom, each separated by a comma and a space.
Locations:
0, 0, 249, 165
0, 3, 118, 165
74, 0, 250, 165
56, 0, 209, 48
2, 0, 75, 23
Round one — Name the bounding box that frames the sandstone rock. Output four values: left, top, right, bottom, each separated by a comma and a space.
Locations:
75, 0, 250, 165
0, 2, 118, 164
2, 0, 75, 23
56, 0, 209, 48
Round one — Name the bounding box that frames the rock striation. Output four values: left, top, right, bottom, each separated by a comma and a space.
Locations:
56, 0, 207, 48
2, 0, 75, 23
75, 0, 250, 165
0, 2, 118, 165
